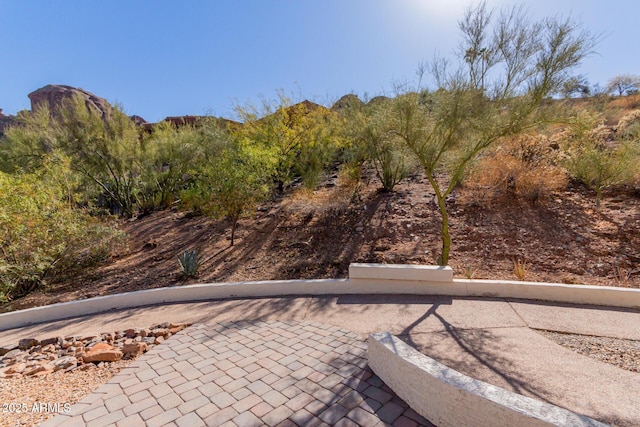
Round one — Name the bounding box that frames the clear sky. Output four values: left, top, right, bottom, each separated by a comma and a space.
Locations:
0, 1, 637, 122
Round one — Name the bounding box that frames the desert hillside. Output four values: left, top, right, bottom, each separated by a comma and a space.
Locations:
1, 84, 639, 311
5, 166, 638, 312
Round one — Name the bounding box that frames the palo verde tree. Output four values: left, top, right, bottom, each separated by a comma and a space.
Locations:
138, 119, 229, 211
344, 98, 413, 192
55, 95, 143, 217
234, 95, 339, 193
209, 148, 269, 246
393, 2, 596, 265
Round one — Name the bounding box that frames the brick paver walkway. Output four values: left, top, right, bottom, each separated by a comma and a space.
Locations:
40, 320, 433, 426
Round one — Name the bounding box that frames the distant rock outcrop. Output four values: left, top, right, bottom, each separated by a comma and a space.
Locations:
129, 115, 148, 126
367, 95, 391, 106
28, 84, 112, 118
331, 94, 364, 111
0, 109, 16, 136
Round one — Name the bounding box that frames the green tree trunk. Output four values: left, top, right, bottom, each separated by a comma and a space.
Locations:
436, 193, 451, 266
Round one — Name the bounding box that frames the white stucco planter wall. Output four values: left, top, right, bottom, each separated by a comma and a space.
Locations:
368, 331, 607, 427
1, 263, 638, 330
458, 278, 640, 308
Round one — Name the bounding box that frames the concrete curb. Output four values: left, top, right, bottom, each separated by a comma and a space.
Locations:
368, 331, 608, 427
1, 263, 638, 330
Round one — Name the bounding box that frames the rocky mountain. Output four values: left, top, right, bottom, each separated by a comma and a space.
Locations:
28, 84, 113, 119
331, 94, 364, 111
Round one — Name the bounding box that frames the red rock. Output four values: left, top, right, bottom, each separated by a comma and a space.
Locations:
5, 362, 26, 374
169, 324, 187, 334
152, 328, 169, 337
82, 344, 122, 363
28, 85, 112, 119
89, 342, 112, 351
24, 364, 52, 376
122, 342, 147, 357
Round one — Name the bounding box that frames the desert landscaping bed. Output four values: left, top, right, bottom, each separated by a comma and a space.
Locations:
537, 330, 640, 373
0, 322, 189, 427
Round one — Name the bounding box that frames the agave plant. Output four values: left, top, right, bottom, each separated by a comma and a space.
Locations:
177, 249, 203, 277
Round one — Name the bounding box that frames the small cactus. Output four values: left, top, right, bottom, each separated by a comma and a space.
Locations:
178, 249, 203, 277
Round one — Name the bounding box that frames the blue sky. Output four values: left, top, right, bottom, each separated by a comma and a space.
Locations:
0, 1, 638, 122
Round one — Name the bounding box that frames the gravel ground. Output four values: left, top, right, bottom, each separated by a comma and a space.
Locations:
0, 360, 131, 427
538, 330, 640, 373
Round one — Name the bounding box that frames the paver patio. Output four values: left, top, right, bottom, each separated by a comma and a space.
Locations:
2, 295, 639, 425
40, 320, 433, 427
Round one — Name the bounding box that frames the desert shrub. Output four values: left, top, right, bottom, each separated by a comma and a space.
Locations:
551, 108, 639, 206
295, 111, 341, 190
0, 107, 58, 173
208, 149, 269, 245
179, 141, 270, 245
138, 121, 227, 212
615, 109, 640, 141
341, 99, 412, 192
462, 135, 567, 206
2, 95, 144, 217
565, 141, 637, 206
0, 171, 124, 300
233, 96, 341, 193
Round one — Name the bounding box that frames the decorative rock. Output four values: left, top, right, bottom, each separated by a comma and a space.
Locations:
19, 338, 39, 350
2, 349, 22, 360
152, 328, 169, 337
5, 362, 26, 375
169, 324, 188, 334
24, 364, 52, 376
122, 342, 147, 358
82, 343, 123, 363
40, 336, 63, 347
52, 356, 77, 372
41, 344, 56, 353
0, 346, 16, 356
1, 322, 191, 377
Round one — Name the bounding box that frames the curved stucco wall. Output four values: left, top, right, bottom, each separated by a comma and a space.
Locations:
367, 332, 608, 427
1, 263, 638, 330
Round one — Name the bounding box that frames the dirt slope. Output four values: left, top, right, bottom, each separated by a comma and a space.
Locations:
5, 173, 639, 311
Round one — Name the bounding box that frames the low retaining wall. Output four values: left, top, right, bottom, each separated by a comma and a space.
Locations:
1, 263, 638, 330
0, 279, 347, 331
368, 332, 607, 427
